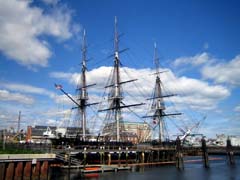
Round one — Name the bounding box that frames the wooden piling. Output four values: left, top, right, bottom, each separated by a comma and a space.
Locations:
100, 146, 105, 164
176, 152, 184, 170
175, 136, 184, 170
201, 137, 209, 168
167, 151, 171, 162
151, 151, 154, 164
226, 138, 235, 165
162, 151, 165, 162
118, 147, 121, 167
108, 153, 111, 165
141, 152, 145, 163
136, 152, 139, 163
83, 147, 87, 167
99, 147, 102, 164
157, 150, 160, 162
102, 152, 105, 165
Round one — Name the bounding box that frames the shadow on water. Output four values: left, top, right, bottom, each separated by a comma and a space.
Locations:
50, 156, 240, 180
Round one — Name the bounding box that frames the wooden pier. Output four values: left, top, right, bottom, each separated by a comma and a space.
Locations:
1, 139, 239, 178
51, 139, 240, 174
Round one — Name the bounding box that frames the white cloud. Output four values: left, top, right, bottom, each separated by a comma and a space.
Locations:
0, 81, 78, 107
0, 89, 34, 104
0, 82, 55, 98
173, 52, 210, 67
202, 55, 240, 86
0, 0, 79, 67
162, 74, 230, 110
50, 66, 114, 92
173, 52, 240, 87
50, 65, 230, 111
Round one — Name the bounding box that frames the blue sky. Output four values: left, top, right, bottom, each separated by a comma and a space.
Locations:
0, 0, 240, 138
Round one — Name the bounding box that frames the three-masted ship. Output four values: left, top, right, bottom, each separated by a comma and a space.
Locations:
51, 17, 200, 148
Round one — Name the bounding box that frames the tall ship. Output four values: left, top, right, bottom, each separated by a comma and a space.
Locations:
36, 17, 203, 147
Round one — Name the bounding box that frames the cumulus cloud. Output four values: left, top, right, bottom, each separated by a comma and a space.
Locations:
0, 81, 78, 107
161, 73, 230, 110
173, 52, 211, 67
173, 52, 240, 87
0, 0, 79, 67
50, 65, 230, 111
0, 89, 34, 104
201, 55, 240, 86
50, 66, 115, 93
0, 82, 55, 98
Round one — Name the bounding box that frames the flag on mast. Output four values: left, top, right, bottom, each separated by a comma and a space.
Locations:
55, 84, 62, 90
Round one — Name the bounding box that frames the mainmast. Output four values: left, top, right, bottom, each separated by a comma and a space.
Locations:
99, 17, 144, 142
143, 43, 181, 143
78, 29, 88, 141
113, 17, 122, 141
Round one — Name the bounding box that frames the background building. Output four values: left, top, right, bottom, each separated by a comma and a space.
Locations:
102, 121, 152, 143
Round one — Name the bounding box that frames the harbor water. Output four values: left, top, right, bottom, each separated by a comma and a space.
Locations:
50, 156, 240, 180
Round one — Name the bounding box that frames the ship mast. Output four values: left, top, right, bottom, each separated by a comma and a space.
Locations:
153, 43, 165, 142
113, 17, 121, 141
79, 29, 88, 141
143, 43, 181, 143
77, 30, 98, 140
99, 17, 144, 141
55, 29, 98, 141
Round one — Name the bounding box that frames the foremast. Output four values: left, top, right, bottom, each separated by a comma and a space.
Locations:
77, 30, 98, 141
55, 29, 97, 141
